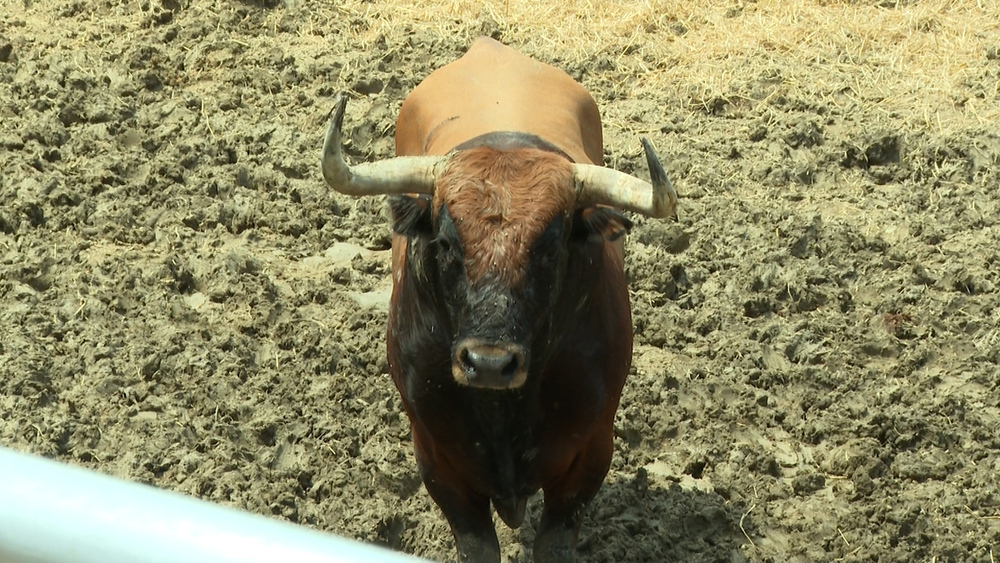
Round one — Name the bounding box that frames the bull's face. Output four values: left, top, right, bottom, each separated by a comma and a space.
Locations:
389, 147, 630, 390
321, 93, 675, 388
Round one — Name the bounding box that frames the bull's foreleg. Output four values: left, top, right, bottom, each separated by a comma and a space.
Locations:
414, 444, 500, 562
422, 471, 499, 562
533, 432, 613, 563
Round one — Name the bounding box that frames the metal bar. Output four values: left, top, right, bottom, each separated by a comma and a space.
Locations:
0, 447, 421, 563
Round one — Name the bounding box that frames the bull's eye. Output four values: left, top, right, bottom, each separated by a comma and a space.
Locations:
434, 236, 462, 268
533, 213, 567, 258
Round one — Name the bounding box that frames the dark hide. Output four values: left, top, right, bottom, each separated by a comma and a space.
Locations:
386, 160, 632, 562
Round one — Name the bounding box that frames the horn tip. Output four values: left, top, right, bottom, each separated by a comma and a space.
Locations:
331, 91, 348, 132
639, 137, 680, 221
322, 93, 353, 190
640, 138, 669, 186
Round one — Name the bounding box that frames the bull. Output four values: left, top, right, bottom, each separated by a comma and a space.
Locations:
321, 37, 677, 562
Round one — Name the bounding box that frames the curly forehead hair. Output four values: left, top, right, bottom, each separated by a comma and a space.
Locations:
433, 147, 576, 287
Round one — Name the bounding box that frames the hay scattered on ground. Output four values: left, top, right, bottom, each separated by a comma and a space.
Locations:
328, 0, 1000, 133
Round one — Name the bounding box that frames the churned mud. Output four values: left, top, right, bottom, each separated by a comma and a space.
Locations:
2, 1, 999, 561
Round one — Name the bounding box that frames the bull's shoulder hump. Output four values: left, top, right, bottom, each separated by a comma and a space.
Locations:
460, 37, 564, 82
397, 38, 604, 161
463, 36, 531, 65
467, 36, 506, 54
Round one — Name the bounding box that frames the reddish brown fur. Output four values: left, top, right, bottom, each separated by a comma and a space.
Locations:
387, 38, 632, 562
433, 146, 576, 286
395, 37, 603, 165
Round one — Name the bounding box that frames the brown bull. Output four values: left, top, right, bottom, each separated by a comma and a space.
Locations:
321, 37, 677, 562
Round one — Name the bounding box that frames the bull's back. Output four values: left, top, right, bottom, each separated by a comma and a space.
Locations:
395, 37, 604, 165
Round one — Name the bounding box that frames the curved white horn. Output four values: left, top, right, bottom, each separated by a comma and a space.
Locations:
322, 92, 445, 196
573, 138, 678, 220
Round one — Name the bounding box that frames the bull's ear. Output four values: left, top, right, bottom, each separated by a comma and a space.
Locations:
389, 195, 433, 237
572, 207, 633, 242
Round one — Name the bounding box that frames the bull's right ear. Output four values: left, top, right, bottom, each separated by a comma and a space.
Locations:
572, 207, 633, 242
388, 195, 433, 237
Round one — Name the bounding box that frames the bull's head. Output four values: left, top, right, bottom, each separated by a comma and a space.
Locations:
322, 93, 677, 390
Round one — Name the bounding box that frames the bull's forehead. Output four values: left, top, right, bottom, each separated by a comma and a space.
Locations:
434, 147, 576, 287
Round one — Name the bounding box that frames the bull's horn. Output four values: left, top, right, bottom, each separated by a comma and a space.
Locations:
573, 137, 678, 220
322, 92, 444, 196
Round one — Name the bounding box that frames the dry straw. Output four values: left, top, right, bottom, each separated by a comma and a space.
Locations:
333, 0, 1000, 133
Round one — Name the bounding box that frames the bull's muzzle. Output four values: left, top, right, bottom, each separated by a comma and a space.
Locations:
453, 339, 528, 390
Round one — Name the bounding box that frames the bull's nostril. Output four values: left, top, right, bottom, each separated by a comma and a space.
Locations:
460, 349, 475, 373
501, 357, 518, 379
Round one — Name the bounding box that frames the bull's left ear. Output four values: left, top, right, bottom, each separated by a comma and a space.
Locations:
388, 195, 433, 237
572, 207, 633, 242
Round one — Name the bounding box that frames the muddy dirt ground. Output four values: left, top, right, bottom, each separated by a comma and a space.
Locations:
2, 1, 999, 561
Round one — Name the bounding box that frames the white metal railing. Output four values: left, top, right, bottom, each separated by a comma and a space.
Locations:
0, 447, 422, 563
